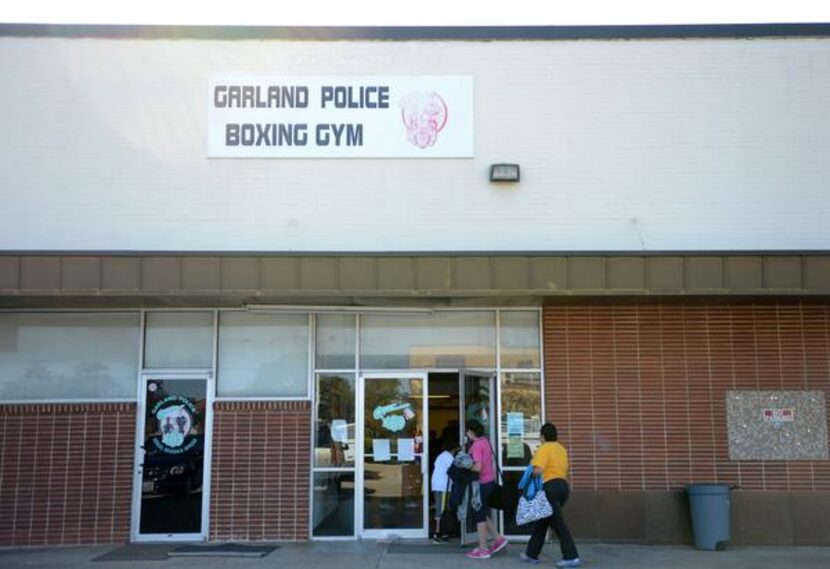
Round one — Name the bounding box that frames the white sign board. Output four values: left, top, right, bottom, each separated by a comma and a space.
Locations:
208, 76, 474, 158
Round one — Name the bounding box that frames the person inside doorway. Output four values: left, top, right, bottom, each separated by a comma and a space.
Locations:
464, 420, 507, 559
431, 437, 460, 543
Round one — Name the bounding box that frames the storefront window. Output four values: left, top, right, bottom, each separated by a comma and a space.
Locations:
499, 311, 541, 369
499, 372, 543, 466
144, 311, 214, 369
312, 472, 355, 537
315, 314, 356, 370
217, 312, 309, 397
360, 311, 496, 369
0, 312, 140, 400
314, 374, 356, 468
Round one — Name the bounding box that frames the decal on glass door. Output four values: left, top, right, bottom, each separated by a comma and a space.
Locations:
150, 390, 199, 454
373, 401, 415, 432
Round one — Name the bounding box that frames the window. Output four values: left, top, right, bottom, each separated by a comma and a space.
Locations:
360, 311, 496, 369
144, 311, 214, 369
217, 312, 309, 397
314, 374, 356, 468
499, 372, 543, 466
499, 311, 541, 369
316, 314, 356, 370
0, 312, 140, 400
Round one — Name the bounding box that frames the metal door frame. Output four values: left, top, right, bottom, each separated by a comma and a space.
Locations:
459, 369, 498, 544
356, 371, 429, 540
131, 371, 214, 543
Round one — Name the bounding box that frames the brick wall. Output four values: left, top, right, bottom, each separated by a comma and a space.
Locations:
210, 401, 311, 541
544, 302, 830, 492
0, 403, 135, 546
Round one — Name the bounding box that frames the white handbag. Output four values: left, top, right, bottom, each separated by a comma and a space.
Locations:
515, 478, 553, 526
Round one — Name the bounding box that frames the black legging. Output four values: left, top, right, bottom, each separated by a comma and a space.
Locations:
525, 478, 579, 561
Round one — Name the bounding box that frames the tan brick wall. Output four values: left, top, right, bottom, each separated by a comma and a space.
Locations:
544, 302, 830, 492
209, 401, 311, 541
0, 403, 135, 546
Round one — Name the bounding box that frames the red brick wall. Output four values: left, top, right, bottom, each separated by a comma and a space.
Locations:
0, 403, 135, 546
210, 401, 311, 541
544, 302, 830, 492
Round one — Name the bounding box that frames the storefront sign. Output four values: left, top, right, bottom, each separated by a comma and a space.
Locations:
208, 76, 474, 157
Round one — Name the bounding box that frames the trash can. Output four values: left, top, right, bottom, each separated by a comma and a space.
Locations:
686, 484, 731, 551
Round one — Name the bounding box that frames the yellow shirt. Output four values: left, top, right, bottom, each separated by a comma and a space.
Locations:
532, 441, 569, 482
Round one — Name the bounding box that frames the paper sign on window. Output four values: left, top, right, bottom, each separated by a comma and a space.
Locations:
398, 438, 415, 461
330, 419, 348, 443
372, 439, 391, 462
507, 412, 524, 437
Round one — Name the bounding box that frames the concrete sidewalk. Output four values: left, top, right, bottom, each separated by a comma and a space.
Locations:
0, 541, 828, 569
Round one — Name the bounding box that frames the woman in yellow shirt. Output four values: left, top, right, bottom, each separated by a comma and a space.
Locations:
520, 423, 581, 567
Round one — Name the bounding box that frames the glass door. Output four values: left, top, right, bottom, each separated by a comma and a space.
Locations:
459, 370, 497, 544
358, 372, 428, 539
133, 374, 211, 541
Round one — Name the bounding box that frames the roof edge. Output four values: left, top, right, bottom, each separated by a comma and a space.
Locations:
1, 23, 830, 41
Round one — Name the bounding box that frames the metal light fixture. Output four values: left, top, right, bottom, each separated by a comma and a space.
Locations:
245, 304, 434, 314
489, 163, 520, 182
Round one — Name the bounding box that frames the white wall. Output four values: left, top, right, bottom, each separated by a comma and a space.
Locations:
1, 36, 829, 252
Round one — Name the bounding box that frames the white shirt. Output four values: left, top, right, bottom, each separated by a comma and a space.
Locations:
431, 450, 454, 492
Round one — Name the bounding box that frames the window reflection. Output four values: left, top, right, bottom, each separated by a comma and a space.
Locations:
217, 312, 309, 397
314, 374, 356, 468
362, 378, 424, 531
500, 471, 535, 536
500, 372, 542, 466
313, 472, 355, 537
499, 311, 541, 369
360, 312, 496, 369
144, 311, 213, 369
316, 314, 356, 369
140, 379, 207, 535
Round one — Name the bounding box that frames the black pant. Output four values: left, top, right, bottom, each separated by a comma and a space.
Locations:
525, 478, 579, 561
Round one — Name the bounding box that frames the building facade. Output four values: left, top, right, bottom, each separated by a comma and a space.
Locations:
1, 24, 829, 547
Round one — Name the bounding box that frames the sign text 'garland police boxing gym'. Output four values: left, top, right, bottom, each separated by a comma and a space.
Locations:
208, 76, 474, 158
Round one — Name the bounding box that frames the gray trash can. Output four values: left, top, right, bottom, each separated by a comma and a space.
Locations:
686, 484, 730, 551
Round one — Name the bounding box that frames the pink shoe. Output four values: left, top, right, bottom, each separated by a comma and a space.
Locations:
489, 537, 508, 555
466, 548, 492, 559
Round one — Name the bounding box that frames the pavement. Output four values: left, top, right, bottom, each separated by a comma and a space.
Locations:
0, 540, 829, 569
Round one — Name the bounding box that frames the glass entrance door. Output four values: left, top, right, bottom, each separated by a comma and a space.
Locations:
459, 370, 497, 544
358, 372, 428, 539
133, 374, 211, 541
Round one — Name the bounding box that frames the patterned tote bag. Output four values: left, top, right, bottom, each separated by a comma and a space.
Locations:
515, 475, 553, 526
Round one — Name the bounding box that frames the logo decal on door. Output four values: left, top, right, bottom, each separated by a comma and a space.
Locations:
373, 401, 414, 432
151, 395, 199, 454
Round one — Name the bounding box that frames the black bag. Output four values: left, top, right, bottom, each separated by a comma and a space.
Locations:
438, 505, 459, 536
438, 480, 459, 536
485, 439, 509, 510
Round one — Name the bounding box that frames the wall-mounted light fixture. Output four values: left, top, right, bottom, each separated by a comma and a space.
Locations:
245, 304, 434, 314
489, 163, 520, 183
